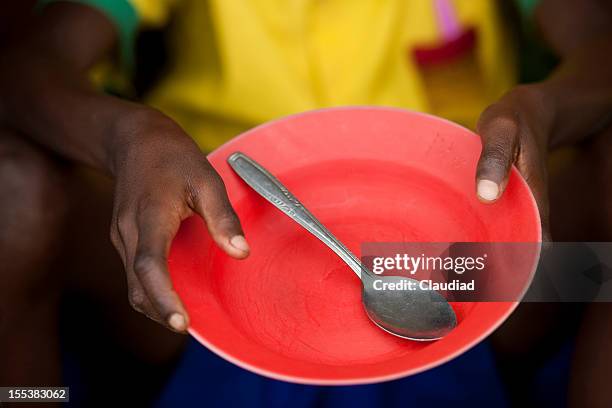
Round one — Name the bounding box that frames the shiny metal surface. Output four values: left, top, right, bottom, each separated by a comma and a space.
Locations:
228, 152, 456, 340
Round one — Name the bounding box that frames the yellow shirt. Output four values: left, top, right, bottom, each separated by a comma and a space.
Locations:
46, 0, 518, 152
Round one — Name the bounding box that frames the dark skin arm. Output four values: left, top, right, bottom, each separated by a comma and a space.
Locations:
476, 0, 612, 240
0, 3, 250, 332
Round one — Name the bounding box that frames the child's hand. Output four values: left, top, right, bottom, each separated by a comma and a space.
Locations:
109, 110, 250, 332
475, 29, 612, 242
475, 85, 552, 241
0, 3, 251, 334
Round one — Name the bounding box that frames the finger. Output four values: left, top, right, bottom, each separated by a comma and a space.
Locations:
475, 104, 521, 202
126, 269, 164, 324
515, 147, 552, 244
113, 210, 166, 322
190, 170, 250, 259
110, 210, 128, 269
477, 93, 552, 241
133, 203, 189, 332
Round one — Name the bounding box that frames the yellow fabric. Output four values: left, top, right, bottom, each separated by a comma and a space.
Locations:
127, 0, 516, 152
130, 0, 177, 27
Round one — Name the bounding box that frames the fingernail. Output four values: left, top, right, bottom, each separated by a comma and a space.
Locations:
477, 179, 499, 201
168, 313, 187, 331
230, 235, 250, 253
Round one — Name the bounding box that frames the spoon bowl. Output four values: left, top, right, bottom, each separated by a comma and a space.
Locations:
361, 275, 457, 340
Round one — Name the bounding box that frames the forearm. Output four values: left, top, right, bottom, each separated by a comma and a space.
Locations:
534, 0, 612, 149
0, 3, 160, 175
540, 34, 612, 149
1, 49, 139, 174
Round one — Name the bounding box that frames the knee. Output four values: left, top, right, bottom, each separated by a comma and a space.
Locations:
0, 132, 67, 221
550, 126, 612, 241
0, 131, 67, 311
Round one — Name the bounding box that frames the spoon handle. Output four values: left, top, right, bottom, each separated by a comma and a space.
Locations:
227, 152, 364, 278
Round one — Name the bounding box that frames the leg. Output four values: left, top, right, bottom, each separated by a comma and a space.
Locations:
569, 303, 612, 408
0, 128, 185, 406
57, 164, 186, 406
0, 130, 67, 387
492, 127, 612, 406
566, 128, 612, 408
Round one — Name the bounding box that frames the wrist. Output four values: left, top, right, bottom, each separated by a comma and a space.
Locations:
109, 107, 197, 177
506, 84, 556, 151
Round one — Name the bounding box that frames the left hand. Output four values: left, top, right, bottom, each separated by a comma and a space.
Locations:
475, 84, 554, 241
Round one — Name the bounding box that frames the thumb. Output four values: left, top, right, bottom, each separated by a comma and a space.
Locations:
475, 105, 521, 203
476, 88, 552, 242
191, 171, 250, 259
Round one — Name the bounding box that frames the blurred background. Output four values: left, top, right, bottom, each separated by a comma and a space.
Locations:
0, 1, 573, 407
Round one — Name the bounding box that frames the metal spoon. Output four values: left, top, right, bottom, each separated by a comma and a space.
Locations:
227, 152, 456, 341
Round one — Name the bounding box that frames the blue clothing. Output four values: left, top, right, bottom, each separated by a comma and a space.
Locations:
154, 339, 508, 408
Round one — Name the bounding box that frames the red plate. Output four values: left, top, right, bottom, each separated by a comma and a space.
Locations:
169, 107, 541, 384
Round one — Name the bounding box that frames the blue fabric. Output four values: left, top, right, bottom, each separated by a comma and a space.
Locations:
532, 341, 572, 407
62, 331, 572, 406
154, 339, 510, 408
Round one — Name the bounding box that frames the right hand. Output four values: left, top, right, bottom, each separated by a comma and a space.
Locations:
109, 110, 250, 332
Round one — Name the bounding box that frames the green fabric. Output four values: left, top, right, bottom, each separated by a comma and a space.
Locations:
515, 0, 541, 19
513, 0, 558, 83
37, 0, 138, 70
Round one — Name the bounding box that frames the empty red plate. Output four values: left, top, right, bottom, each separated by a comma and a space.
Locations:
168, 107, 541, 384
